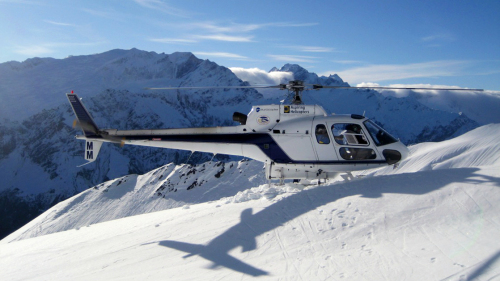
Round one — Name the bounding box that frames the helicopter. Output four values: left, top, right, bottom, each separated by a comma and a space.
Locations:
67, 80, 483, 182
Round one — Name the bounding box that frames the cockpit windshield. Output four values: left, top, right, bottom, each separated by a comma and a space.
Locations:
363, 120, 398, 146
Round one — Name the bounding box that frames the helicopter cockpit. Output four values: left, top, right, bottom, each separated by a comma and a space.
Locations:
363, 119, 398, 146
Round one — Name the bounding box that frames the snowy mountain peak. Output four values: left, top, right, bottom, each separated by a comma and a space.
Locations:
268, 63, 349, 87
3, 56, 54, 71
328, 73, 346, 84
0, 48, 251, 121
278, 63, 305, 72
278, 63, 310, 80
167, 51, 197, 65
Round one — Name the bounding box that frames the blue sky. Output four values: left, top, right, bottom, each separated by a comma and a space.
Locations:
1, 0, 499, 90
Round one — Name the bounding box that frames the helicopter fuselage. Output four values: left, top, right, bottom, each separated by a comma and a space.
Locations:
69, 93, 409, 180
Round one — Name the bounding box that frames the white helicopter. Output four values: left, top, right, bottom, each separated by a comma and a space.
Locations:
67, 80, 482, 182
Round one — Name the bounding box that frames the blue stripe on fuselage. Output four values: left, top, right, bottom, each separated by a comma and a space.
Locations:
123, 133, 293, 163
119, 132, 389, 165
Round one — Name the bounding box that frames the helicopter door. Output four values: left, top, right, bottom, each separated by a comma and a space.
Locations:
330, 123, 379, 161
312, 123, 338, 161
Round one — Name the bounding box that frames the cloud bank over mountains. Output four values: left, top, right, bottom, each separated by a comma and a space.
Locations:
229, 67, 293, 85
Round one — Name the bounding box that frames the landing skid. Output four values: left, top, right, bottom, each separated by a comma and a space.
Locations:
341, 172, 355, 181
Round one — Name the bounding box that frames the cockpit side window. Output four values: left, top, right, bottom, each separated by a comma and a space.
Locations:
363, 120, 397, 146
331, 123, 368, 146
315, 124, 330, 144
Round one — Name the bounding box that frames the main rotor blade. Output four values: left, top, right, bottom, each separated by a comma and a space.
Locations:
146, 85, 281, 90
312, 85, 484, 91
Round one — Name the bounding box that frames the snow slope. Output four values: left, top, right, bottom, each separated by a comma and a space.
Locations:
1, 124, 499, 280
361, 123, 500, 176
2, 160, 267, 242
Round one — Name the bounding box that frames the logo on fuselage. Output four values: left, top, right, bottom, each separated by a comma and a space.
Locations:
256, 107, 261, 112
257, 115, 270, 125
284, 105, 309, 114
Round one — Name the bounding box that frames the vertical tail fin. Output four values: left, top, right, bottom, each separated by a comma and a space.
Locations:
67, 92, 104, 166
85, 140, 102, 161
66, 93, 100, 137
77, 140, 103, 167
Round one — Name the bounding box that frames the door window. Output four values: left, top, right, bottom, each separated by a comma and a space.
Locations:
331, 123, 368, 145
339, 147, 377, 160
315, 124, 330, 144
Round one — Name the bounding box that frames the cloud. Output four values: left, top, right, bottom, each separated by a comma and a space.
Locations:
186, 21, 318, 33
166, 21, 317, 44
149, 38, 197, 44
356, 82, 467, 90
355, 82, 477, 97
421, 33, 455, 42
14, 41, 105, 57
356, 82, 381, 87
193, 52, 249, 60
387, 83, 465, 89
81, 8, 127, 21
322, 60, 472, 84
150, 34, 253, 44
287, 46, 335, 53
193, 34, 253, 42
187, 22, 262, 33
272, 22, 319, 27
268, 55, 318, 63
14, 45, 54, 56
44, 20, 76, 27
0, 0, 43, 5
229, 67, 293, 85
421, 33, 456, 48
332, 60, 364, 65
133, 0, 191, 17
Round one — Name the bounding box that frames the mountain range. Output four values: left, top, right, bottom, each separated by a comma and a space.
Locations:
1, 48, 499, 240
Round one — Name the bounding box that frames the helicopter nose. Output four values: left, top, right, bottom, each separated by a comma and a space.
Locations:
381, 141, 410, 165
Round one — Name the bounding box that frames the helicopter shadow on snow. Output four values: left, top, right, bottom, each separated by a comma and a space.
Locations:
158, 167, 500, 276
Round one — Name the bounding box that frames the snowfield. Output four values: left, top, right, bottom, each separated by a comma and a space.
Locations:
1, 124, 500, 280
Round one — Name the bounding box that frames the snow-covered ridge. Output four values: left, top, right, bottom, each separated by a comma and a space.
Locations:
0, 48, 240, 121
362, 123, 500, 176
1, 160, 266, 243
4, 123, 500, 245
1, 125, 499, 280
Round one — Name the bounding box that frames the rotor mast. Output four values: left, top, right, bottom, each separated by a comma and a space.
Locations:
279, 80, 305, 105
